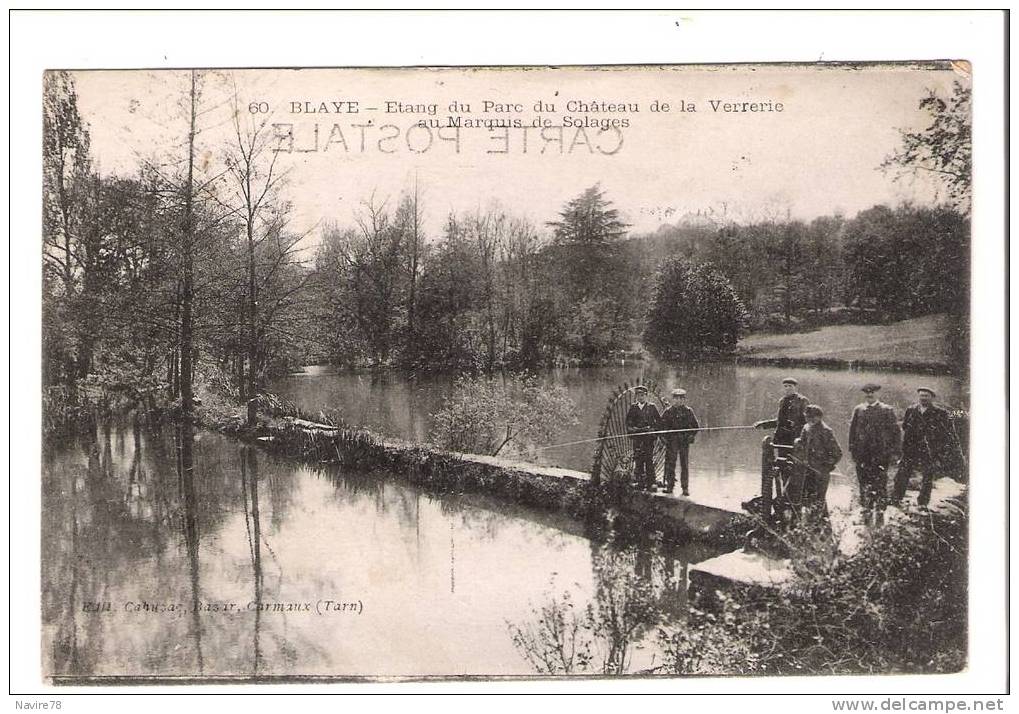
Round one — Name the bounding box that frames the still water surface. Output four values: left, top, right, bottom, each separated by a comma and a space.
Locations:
42, 420, 717, 678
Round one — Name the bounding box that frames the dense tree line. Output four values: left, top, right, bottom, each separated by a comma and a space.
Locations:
306, 190, 969, 370
307, 184, 646, 372
644, 202, 968, 331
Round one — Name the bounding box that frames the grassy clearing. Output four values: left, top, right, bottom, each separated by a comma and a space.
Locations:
738, 314, 954, 368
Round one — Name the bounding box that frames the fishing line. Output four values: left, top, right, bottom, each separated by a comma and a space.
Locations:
533, 424, 760, 451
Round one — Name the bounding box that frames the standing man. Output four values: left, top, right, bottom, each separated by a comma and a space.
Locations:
659, 388, 700, 496
893, 387, 965, 508
792, 404, 843, 528
626, 385, 660, 491
849, 383, 901, 526
755, 377, 809, 446
754, 377, 809, 513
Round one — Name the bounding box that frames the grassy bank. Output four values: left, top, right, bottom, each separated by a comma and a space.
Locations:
737, 314, 959, 373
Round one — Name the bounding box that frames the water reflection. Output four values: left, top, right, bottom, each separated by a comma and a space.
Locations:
507, 534, 704, 675
178, 421, 204, 674
43, 416, 727, 678
240, 445, 262, 675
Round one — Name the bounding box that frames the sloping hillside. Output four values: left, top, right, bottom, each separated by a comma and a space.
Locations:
738, 314, 957, 369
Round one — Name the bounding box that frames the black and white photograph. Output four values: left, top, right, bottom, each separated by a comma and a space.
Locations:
10, 9, 1009, 701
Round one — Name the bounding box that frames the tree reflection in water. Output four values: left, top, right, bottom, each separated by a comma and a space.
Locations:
177, 420, 204, 675
239, 445, 262, 675
507, 534, 703, 676
42, 414, 303, 677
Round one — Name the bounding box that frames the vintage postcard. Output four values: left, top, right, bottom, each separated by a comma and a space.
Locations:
38, 61, 980, 685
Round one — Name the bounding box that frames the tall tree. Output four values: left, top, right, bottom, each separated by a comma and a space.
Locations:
320, 195, 407, 366
394, 182, 425, 348
544, 185, 634, 363
178, 70, 199, 420
42, 71, 93, 387
223, 86, 287, 426
771, 221, 809, 324
546, 183, 628, 245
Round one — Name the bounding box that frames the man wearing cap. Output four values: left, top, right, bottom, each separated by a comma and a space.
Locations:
849, 383, 901, 525
792, 404, 843, 528
755, 377, 809, 446
626, 385, 661, 491
659, 388, 700, 496
893, 387, 965, 508
754, 378, 810, 513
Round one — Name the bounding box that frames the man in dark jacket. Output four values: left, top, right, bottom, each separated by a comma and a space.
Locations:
893, 387, 965, 508
792, 404, 843, 526
755, 377, 809, 446
626, 385, 660, 491
755, 377, 809, 512
849, 383, 901, 526
659, 388, 700, 496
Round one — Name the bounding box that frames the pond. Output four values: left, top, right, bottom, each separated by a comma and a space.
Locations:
271, 363, 967, 499
42, 419, 722, 679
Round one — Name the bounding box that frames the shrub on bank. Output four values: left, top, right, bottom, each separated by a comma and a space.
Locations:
430, 373, 579, 458
662, 498, 968, 675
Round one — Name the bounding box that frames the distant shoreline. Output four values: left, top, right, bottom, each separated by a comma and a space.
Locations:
732, 354, 954, 376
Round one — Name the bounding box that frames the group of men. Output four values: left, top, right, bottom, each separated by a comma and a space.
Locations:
625, 377, 966, 525
757, 377, 966, 525
625, 385, 699, 495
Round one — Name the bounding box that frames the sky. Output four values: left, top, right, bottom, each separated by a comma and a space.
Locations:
70, 64, 966, 246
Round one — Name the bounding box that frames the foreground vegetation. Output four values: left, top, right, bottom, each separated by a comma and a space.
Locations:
509, 496, 967, 676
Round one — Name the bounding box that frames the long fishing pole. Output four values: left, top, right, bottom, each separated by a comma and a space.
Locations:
533, 424, 760, 451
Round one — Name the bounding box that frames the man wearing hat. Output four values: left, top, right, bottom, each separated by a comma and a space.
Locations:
893, 387, 965, 508
626, 385, 661, 491
659, 388, 700, 496
849, 383, 901, 525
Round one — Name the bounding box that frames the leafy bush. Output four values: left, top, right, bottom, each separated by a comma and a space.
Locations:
430, 373, 579, 457
643, 258, 749, 359
507, 585, 593, 675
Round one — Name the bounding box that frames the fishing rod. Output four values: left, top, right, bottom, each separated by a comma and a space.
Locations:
533, 424, 760, 451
